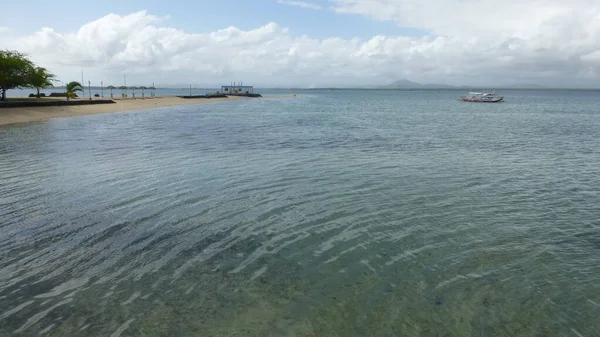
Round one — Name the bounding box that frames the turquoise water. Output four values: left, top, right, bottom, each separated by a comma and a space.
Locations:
1, 90, 600, 336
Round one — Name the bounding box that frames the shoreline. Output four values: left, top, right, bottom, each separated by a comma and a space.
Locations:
0, 95, 293, 127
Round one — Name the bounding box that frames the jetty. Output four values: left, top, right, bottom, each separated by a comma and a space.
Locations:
176, 83, 262, 99
0, 98, 115, 108
177, 94, 228, 99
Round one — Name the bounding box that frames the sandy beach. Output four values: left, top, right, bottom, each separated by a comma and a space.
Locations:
0, 96, 257, 126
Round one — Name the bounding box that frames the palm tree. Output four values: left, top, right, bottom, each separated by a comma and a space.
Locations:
65, 81, 83, 101
27, 66, 56, 98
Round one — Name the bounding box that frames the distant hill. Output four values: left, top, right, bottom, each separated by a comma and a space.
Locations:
379, 79, 424, 89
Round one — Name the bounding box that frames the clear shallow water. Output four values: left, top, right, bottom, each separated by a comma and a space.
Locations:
1, 90, 600, 336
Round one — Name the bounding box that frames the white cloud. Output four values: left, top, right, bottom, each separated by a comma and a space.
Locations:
277, 0, 322, 10
0, 26, 10, 33
329, 0, 597, 39
4, 6, 600, 88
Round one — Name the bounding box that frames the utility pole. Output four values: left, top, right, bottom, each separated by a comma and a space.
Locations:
101, 81, 104, 97
81, 71, 84, 98
189, 84, 192, 97
88, 81, 91, 100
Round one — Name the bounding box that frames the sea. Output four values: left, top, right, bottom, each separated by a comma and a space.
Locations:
1, 89, 600, 336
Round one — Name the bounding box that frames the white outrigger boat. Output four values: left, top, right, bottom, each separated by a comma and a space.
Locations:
459, 90, 504, 103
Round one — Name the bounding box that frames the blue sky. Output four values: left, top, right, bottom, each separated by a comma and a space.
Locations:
3, 0, 428, 40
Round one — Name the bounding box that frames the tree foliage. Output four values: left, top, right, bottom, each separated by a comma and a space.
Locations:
0, 50, 34, 100
28, 67, 56, 98
1, 49, 106, 102
65, 81, 84, 100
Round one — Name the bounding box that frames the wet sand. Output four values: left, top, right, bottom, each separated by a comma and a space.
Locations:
0, 96, 255, 126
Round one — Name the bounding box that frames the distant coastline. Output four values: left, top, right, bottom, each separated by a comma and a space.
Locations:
8, 87, 600, 100
302, 87, 600, 91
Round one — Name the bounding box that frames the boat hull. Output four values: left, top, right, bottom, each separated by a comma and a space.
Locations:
459, 97, 504, 103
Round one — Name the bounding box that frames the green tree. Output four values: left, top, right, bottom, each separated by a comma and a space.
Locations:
27, 66, 56, 98
0, 50, 34, 101
65, 81, 83, 100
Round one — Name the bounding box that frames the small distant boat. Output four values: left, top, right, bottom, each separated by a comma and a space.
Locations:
459, 90, 504, 103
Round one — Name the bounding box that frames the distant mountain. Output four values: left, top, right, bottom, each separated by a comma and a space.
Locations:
380, 79, 424, 89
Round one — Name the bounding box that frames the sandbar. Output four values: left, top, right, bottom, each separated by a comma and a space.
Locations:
0, 96, 252, 126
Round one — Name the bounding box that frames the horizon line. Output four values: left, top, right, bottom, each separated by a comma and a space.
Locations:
26, 86, 600, 91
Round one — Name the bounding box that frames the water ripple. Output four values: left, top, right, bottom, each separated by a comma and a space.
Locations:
2, 91, 600, 335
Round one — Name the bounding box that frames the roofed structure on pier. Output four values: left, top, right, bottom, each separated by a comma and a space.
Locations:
220, 83, 255, 94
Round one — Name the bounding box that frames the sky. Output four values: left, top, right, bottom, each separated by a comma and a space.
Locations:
2, 0, 600, 88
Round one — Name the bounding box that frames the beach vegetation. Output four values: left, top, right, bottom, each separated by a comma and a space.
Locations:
27, 67, 56, 99
0, 49, 34, 101
65, 81, 84, 100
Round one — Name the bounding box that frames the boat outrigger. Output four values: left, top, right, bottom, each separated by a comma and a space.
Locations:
459, 90, 504, 103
